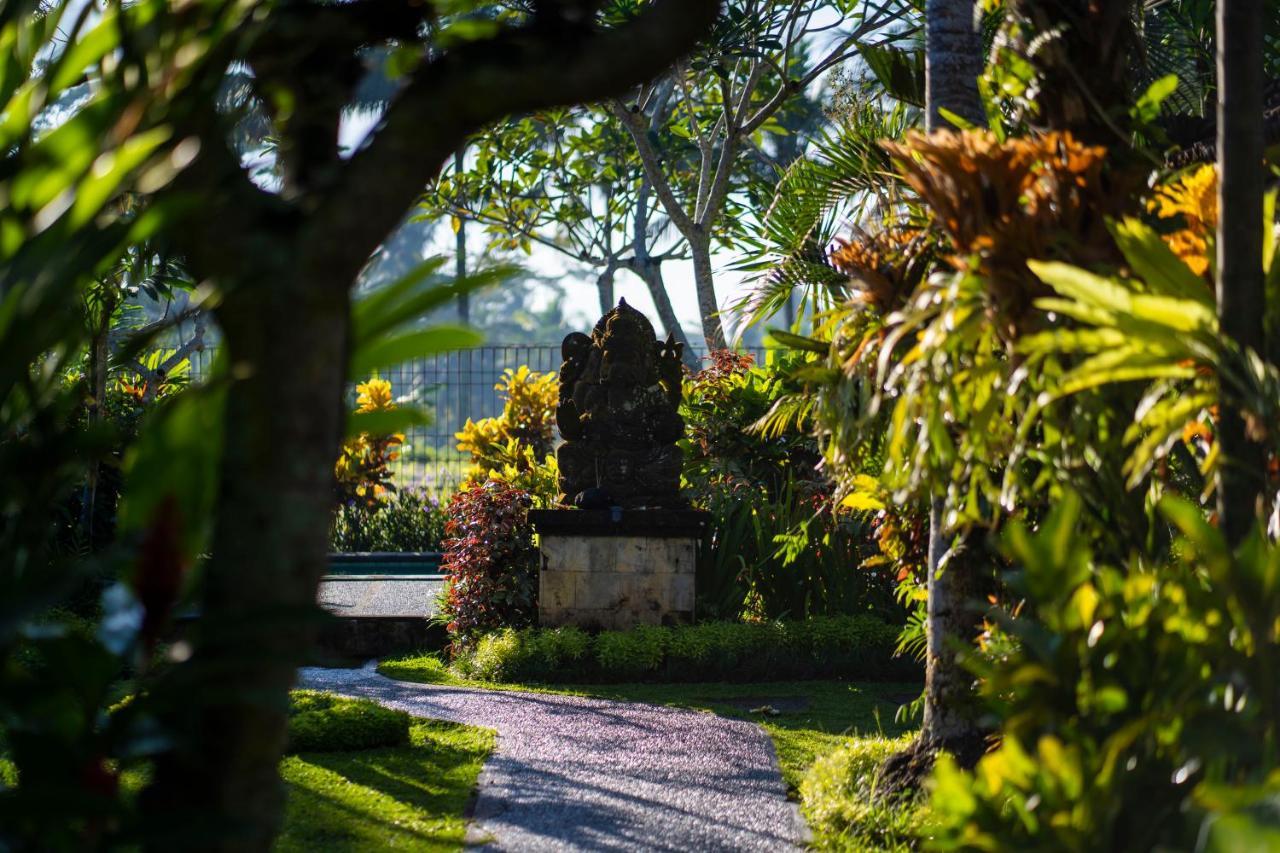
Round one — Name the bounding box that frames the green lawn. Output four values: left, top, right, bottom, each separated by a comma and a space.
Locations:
378, 653, 920, 795
277, 717, 494, 852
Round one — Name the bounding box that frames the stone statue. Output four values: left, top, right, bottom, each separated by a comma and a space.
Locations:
556, 299, 686, 508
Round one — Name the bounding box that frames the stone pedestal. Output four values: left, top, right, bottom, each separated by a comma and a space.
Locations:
529, 509, 709, 630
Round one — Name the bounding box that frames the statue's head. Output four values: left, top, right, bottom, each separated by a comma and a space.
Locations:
596, 299, 656, 386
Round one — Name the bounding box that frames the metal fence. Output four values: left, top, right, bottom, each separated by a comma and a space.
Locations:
188, 343, 769, 493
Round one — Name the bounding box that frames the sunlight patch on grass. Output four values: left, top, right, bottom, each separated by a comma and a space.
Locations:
276, 718, 493, 853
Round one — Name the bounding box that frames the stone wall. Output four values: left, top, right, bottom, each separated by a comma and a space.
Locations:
539, 534, 696, 630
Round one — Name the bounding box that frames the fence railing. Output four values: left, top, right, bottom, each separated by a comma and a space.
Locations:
187, 343, 768, 493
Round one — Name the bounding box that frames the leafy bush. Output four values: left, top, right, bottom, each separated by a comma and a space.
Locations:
330, 489, 448, 553
334, 375, 405, 508
455, 366, 559, 504
682, 351, 899, 621
927, 495, 1280, 851
800, 734, 922, 851
286, 691, 410, 753
438, 480, 538, 646
449, 615, 914, 684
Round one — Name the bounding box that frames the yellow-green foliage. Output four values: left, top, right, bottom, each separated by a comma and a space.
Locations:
277, 717, 494, 853
287, 690, 410, 754
800, 734, 924, 851
455, 366, 559, 503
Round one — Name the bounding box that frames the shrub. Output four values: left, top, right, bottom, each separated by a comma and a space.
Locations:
455, 366, 559, 505
682, 352, 899, 621
334, 375, 404, 508
801, 734, 922, 850
450, 615, 915, 684
330, 489, 448, 552
928, 497, 1280, 851
438, 480, 538, 646
594, 625, 668, 680
286, 691, 410, 753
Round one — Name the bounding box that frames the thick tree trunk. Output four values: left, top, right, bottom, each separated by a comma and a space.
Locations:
925, 0, 984, 131
880, 0, 988, 797
1216, 0, 1267, 545
146, 278, 349, 850
918, 498, 983, 759
690, 234, 726, 350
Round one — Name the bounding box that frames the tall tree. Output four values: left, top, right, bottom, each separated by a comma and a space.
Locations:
1215, 0, 1268, 544
912, 0, 987, 776
31, 2, 721, 847
925, 0, 983, 130
428, 113, 699, 362
611, 0, 917, 349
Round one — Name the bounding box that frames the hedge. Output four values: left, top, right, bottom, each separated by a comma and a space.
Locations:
450, 615, 918, 684
286, 690, 410, 753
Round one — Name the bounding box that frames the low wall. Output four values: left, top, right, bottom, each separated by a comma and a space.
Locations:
530, 509, 709, 631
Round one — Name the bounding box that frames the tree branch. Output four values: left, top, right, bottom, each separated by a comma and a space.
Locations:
311, 0, 719, 284
610, 99, 699, 237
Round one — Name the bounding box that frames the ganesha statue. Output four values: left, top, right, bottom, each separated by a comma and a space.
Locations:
556, 299, 687, 508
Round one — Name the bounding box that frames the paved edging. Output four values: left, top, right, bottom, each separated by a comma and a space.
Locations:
297, 663, 809, 852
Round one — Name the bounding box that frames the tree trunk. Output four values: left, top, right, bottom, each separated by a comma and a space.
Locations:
596, 266, 615, 316
145, 277, 349, 851
880, 0, 988, 797
1216, 0, 1267, 546
918, 498, 983, 759
635, 260, 699, 368
925, 0, 985, 131
455, 147, 470, 325
79, 303, 113, 548
689, 233, 726, 350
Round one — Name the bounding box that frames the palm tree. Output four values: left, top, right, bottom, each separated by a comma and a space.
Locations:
895, 0, 989, 786
925, 0, 984, 132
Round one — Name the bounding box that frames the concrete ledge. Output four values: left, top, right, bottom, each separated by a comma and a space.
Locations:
317, 574, 445, 619
529, 508, 710, 538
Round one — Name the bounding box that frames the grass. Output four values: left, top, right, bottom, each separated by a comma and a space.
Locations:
277, 717, 494, 852
0, 710, 491, 853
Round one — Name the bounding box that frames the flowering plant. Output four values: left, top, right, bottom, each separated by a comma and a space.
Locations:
334, 375, 404, 507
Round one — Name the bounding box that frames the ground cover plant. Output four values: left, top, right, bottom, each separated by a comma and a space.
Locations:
402, 616, 913, 685
287, 691, 411, 753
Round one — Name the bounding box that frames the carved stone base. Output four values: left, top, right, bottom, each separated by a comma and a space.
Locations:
530, 510, 708, 631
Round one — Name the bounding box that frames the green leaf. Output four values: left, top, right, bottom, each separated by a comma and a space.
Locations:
857, 43, 925, 108
766, 328, 828, 354
1131, 73, 1179, 125
48, 8, 120, 92
350, 326, 483, 377
1028, 260, 1135, 312
1159, 494, 1230, 578
353, 260, 516, 345
347, 407, 430, 438
1109, 217, 1213, 304
119, 382, 226, 560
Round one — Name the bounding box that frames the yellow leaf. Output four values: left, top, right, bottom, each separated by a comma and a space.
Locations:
841, 492, 885, 511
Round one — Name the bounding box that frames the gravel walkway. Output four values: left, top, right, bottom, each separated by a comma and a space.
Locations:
297, 662, 809, 852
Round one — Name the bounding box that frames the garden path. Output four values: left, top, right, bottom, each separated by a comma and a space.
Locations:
298, 662, 808, 852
